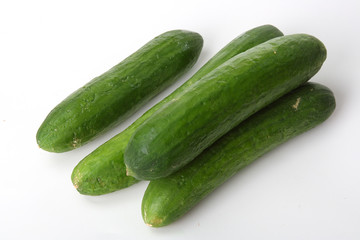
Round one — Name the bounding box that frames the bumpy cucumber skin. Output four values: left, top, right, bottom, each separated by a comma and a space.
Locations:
71, 25, 284, 195
125, 34, 327, 180
36, 30, 203, 153
142, 82, 336, 227
71, 130, 139, 195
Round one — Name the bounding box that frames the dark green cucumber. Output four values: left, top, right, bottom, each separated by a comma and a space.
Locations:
71, 25, 284, 195
125, 34, 327, 180
36, 30, 203, 152
142, 82, 336, 227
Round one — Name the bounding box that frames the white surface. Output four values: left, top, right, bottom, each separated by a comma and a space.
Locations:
1, 0, 359, 239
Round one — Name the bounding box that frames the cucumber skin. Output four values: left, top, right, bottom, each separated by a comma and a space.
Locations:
125, 34, 327, 180
36, 30, 203, 153
142, 82, 336, 227
71, 25, 284, 195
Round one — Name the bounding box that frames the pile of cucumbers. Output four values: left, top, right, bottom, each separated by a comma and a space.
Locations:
37, 25, 335, 227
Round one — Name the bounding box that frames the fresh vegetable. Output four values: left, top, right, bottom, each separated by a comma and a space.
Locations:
142, 82, 336, 227
125, 34, 327, 180
36, 30, 203, 152
71, 25, 284, 195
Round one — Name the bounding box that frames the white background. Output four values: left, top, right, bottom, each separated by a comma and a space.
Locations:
1, 0, 359, 239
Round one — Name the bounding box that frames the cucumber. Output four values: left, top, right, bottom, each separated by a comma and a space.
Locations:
124, 34, 327, 180
36, 30, 203, 152
71, 25, 284, 195
142, 82, 336, 227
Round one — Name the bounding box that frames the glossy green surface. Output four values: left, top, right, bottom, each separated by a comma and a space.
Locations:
72, 25, 284, 195
36, 30, 203, 152
125, 34, 327, 180
142, 82, 336, 227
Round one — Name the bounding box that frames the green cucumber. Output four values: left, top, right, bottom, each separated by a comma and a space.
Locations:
124, 34, 327, 180
142, 82, 336, 227
71, 25, 284, 195
36, 30, 203, 152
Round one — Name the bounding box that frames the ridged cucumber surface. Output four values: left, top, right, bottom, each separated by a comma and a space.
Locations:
71, 25, 284, 195
125, 33, 327, 180
36, 30, 203, 152
142, 82, 336, 227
